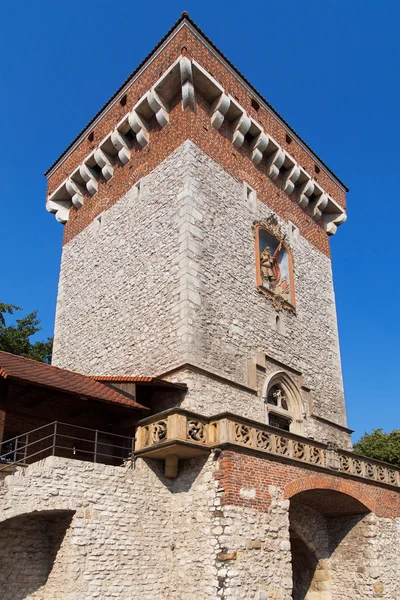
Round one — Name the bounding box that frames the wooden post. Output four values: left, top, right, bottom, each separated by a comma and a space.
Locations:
0, 379, 8, 446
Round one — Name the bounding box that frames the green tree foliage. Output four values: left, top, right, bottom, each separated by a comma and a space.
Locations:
0, 302, 53, 363
353, 429, 400, 468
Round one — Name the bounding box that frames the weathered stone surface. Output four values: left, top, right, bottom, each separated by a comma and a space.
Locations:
53, 141, 349, 447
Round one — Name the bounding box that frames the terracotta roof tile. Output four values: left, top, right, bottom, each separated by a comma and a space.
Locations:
0, 351, 148, 411
92, 375, 187, 389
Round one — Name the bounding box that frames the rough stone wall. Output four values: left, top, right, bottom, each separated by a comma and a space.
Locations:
53, 140, 347, 443
52, 143, 190, 375
0, 455, 398, 599
328, 513, 400, 600
0, 455, 219, 600
214, 486, 293, 600
176, 142, 346, 428
0, 512, 73, 600
0, 457, 296, 600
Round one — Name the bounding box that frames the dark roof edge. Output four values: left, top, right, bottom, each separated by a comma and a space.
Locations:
44, 13, 349, 192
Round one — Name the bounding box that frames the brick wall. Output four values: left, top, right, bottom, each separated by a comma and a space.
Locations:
215, 449, 400, 518
46, 24, 346, 257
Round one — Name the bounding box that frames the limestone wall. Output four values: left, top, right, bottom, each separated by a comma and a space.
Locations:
52, 144, 189, 376
0, 456, 217, 600
328, 513, 400, 599
53, 140, 347, 437
0, 456, 398, 599
177, 141, 346, 428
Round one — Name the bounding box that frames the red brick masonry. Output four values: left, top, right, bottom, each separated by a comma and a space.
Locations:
216, 450, 400, 518
47, 22, 346, 258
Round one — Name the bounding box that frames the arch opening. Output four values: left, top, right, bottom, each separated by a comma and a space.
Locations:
289, 488, 372, 600
0, 509, 74, 600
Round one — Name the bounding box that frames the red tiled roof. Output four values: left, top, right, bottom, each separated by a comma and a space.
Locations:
0, 351, 148, 411
91, 375, 187, 389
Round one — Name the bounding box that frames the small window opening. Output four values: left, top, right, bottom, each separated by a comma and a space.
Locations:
87, 132, 94, 143
275, 315, 281, 333
244, 131, 253, 143
269, 413, 291, 431
289, 221, 299, 243
286, 133, 292, 144
251, 98, 260, 112
244, 182, 256, 205
94, 214, 103, 234
314, 164, 321, 174
120, 94, 127, 107
134, 179, 142, 197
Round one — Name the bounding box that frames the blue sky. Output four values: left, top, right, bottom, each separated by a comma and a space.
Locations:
1, 1, 399, 441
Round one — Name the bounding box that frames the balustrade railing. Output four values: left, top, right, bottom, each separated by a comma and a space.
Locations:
135, 410, 400, 488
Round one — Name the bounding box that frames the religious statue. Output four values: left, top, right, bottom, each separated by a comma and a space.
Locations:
260, 240, 284, 286
258, 228, 292, 307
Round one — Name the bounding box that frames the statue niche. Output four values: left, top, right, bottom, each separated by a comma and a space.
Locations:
256, 226, 294, 308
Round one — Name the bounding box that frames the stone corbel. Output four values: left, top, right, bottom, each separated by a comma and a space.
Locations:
147, 89, 169, 128
66, 178, 85, 209
79, 164, 99, 196
180, 57, 195, 110
232, 113, 251, 148
297, 178, 314, 209
210, 93, 230, 130
94, 148, 114, 181
266, 148, 285, 180
110, 130, 131, 165
310, 192, 329, 219
250, 132, 269, 165
323, 211, 347, 236
282, 162, 301, 195
46, 199, 70, 224
128, 111, 149, 148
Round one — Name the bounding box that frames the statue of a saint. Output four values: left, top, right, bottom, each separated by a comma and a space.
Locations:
260, 239, 284, 286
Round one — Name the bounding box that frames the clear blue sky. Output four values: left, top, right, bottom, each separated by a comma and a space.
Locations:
1, 1, 399, 441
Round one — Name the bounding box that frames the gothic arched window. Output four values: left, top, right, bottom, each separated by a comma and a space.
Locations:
263, 372, 304, 435
266, 384, 291, 431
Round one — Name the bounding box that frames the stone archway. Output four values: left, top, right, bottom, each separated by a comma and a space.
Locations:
0, 509, 74, 600
288, 488, 371, 600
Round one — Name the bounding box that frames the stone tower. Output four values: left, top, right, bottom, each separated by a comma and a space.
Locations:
48, 14, 349, 450
28, 14, 400, 600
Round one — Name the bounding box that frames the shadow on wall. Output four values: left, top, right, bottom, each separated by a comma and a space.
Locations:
0, 509, 74, 600
142, 454, 210, 493
289, 491, 370, 600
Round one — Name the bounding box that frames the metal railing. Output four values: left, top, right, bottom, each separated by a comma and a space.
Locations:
0, 422, 134, 474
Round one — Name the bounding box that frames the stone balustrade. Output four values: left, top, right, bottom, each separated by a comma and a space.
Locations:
135, 409, 400, 487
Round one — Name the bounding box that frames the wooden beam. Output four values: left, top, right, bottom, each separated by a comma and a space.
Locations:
0, 380, 8, 444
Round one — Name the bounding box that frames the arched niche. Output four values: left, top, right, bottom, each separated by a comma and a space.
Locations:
262, 370, 304, 435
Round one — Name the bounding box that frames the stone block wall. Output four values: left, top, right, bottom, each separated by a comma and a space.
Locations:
0, 454, 398, 599
53, 141, 348, 444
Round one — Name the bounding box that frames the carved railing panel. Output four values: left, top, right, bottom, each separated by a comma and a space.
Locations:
187, 419, 208, 444
135, 411, 399, 488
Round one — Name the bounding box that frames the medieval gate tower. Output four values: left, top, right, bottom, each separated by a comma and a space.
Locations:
0, 13, 398, 600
